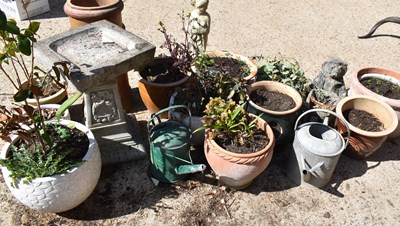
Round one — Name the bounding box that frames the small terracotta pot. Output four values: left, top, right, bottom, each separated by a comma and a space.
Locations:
204, 115, 275, 189
246, 81, 303, 162
21, 79, 68, 106
335, 95, 398, 159
204, 50, 258, 80
135, 58, 190, 118
349, 67, 400, 139
64, 0, 124, 29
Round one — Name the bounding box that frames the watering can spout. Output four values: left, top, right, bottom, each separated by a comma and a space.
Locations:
175, 164, 206, 175
302, 170, 311, 182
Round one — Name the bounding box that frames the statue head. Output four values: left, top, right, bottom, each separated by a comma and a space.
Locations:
321, 58, 348, 79
193, 0, 209, 11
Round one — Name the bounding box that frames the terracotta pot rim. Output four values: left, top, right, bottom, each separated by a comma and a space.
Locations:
247, 80, 303, 115
66, 0, 122, 10
21, 79, 68, 105
352, 66, 400, 106
336, 95, 398, 137
205, 115, 275, 159
205, 50, 258, 81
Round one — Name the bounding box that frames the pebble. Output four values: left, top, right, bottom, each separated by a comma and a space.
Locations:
323, 212, 331, 218
21, 214, 29, 224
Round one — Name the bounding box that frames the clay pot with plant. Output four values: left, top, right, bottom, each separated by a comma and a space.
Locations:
194, 97, 275, 189
0, 11, 101, 213
349, 67, 400, 139
134, 15, 192, 118
169, 50, 258, 145
335, 95, 398, 159
246, 81, 303, 162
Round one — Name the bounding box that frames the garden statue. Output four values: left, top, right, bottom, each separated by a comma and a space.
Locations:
189, 0, 211, 55
313, 58, 348, 99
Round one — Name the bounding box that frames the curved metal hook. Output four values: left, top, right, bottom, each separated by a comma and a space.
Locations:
358, 16, 400, 39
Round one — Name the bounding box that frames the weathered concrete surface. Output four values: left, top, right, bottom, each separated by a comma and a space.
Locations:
0, 0, 399, 225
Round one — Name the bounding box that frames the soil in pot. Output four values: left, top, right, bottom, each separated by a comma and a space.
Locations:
360, 77, 400, 99
215, 129, 270, 154
213, 57, 250, 78
141, 59, 186, 83
343, 109, 384, 132
10, 125, 88, 164
250, 90, 296, 111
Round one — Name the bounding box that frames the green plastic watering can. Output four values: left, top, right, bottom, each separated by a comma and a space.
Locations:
148, 105, 206, 183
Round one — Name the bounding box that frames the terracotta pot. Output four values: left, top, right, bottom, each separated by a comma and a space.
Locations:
204, 115, 275, 189
204, 50, 258, 80
1, 120, 101, 213
64, 0, 124, 29
246, 81, 303, 162
21, 79, 68, 106
349, 67, 400, 139
135, 58, 190, 118
335, 95, 398, 159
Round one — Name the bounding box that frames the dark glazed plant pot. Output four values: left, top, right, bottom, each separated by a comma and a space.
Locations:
246, 81, 303, 163
64, 0, 135, 112
349, 67, 400, 139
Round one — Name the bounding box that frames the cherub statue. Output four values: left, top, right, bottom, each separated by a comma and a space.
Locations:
313, 58, 348, 98
189, 0, 211, 55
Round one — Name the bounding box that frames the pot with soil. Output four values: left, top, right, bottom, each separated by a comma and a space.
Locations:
335, 95, 398, 159
196, 98, 275, 189
0, 120, 101, 213
21, 77, 68, 106
246, 81, 303, 162
194, 50, 258, 103
135, 57, 190, 118
349, 67, 400, 139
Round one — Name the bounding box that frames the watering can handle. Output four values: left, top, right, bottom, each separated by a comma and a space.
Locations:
294, 109, 350, 148
147, 105, 192, 130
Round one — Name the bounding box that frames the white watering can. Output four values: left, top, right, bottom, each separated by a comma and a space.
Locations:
286, 109, 350, 188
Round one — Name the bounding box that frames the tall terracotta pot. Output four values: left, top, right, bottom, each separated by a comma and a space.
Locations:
204, 115, 275, 189
335, 95, 398, 159
349, 67, 400, 139
64, 0, 134, 112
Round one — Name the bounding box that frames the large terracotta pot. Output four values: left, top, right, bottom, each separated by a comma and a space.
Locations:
335, 95, 398, 159
134, 58, 190, 118
246, 81, 303, 162
64, 0, 124, 29
204, 115, 275, 189
21, 79, 68, 106
0, 120, 102, 213
349, 67, 400, 139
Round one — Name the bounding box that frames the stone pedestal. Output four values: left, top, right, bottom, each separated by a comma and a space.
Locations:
34, 20, 156, 165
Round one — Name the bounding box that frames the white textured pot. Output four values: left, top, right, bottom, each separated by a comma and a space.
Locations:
0, 120, 101, 213
39, 104, 71, 120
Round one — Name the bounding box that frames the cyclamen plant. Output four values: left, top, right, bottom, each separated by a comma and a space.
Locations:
195, 97, 259, 146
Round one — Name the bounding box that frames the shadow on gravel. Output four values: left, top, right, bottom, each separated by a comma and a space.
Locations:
31, 0, 68, 20
59, 160, 180, 220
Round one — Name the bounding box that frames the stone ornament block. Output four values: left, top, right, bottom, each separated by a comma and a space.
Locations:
0, 120, 102, 213
0, 0, 50, 21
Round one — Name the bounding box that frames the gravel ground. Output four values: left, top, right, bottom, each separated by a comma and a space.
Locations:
0, 0, 400, 225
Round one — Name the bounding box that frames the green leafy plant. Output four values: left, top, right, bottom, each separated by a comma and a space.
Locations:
194, 97, 260, 146
0, 9, 83, 185
194, 52, 251, 103
256, 55, 310, 99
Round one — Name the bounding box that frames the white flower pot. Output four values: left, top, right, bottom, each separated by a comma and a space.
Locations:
0, 120, 101, 213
